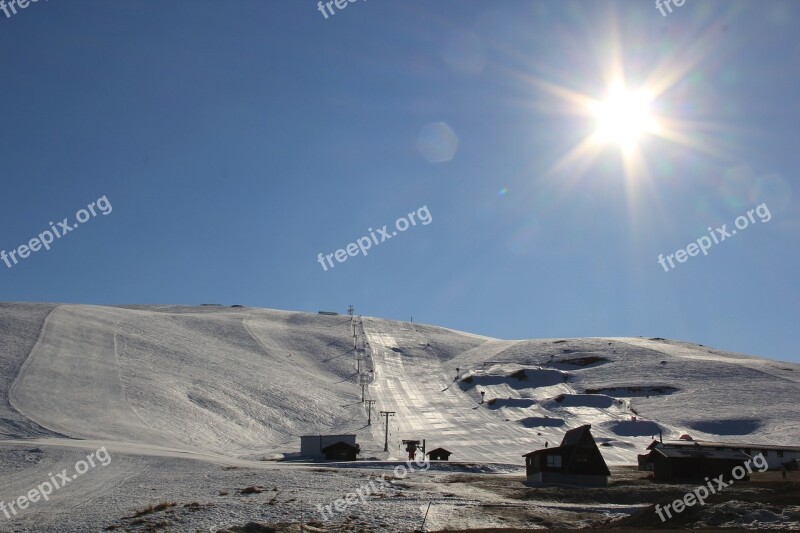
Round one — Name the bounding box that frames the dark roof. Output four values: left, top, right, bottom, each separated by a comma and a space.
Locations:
523, 448, 556, 457
321, 441, 359, 452
426, 447, 452, 455
653, 440, 800, 453
301, 434, 356, 439
524, 424, 595, 456
523, 425, 593, 457
561, 424, 592, 447
522, 424, 610, 477
654, 448, 751, 461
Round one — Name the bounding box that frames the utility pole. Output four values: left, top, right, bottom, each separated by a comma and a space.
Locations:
347, 305, 355, 317
380, 411, 395, 452
365, 399, 375, 425
360, 383, 366, 402
419, 502, 431, 532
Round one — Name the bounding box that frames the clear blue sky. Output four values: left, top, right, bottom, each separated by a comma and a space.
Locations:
1, 1, 798, 362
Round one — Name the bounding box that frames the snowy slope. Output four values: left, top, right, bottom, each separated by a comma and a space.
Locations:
1, 302, 799, 532
363, 319, 800, 465
1, 303, 798, 465
5, 304, 371, 458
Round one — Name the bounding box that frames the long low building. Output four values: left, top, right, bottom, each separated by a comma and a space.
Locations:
642, 446, 753, 481
639, 439, 800, 471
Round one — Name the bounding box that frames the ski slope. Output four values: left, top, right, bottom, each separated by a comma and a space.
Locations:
364, 318, 541, 463
0, 302, 799, 531
1, 303, 798, 463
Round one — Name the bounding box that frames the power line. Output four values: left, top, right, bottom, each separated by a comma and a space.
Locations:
365, 399, 375, 425
379, 411, 395, 452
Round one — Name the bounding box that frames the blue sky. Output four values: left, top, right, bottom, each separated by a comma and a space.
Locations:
1, 0, 798, 362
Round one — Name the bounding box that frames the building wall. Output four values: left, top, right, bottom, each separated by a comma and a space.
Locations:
526, 471, 608, 487
323, 445, 358, 461
300, 435, 357, 459
748, 449, 800, 470
653, 456, 748, 482
657, 444, 800, 471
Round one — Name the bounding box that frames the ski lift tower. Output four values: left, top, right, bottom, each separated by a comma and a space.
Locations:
402, 439, 425, 461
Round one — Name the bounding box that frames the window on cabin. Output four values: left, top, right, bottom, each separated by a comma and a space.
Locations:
546, 455, 562, 468
778, 451, 784, 457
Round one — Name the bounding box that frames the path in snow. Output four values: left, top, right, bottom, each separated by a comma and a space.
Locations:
363, 318, 544, 463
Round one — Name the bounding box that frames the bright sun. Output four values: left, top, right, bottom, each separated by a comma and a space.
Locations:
592, 83, 658, 149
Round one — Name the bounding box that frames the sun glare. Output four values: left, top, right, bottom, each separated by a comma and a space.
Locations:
592, 84, 658, 149
512, 12, 733, 204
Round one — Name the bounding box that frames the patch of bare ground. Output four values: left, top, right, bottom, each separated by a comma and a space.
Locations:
216, 523, 328, 532
432, 467, 800, 529
424, 530, 756, 532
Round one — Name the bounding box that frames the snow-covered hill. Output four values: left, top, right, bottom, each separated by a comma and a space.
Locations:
0, 302, 798, 531
2, 303, 798, 463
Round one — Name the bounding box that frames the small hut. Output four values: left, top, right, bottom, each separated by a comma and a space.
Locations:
427, 448, 452, 461
321, 441, 359, 461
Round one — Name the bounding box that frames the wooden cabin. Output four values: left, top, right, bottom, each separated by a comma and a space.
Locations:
522, 424, 610, 487
427, 448, 453, 461
300, 434, 357, 460
321, 441, 360, 461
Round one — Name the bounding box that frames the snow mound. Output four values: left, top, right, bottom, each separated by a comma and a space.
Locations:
686, 418, 763, 435
485, 397, 536, 409
545, 355, 612, 369
604, 419, 663, 437
545, 393, 619, 409
519, 416, 566, 428
583, 385, 680, 397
